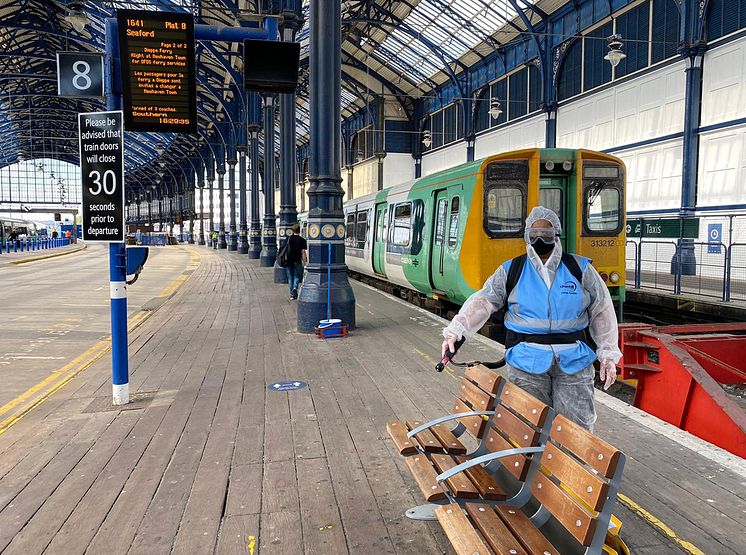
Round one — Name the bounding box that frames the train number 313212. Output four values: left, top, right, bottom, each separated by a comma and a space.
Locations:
590, 239, 618, 248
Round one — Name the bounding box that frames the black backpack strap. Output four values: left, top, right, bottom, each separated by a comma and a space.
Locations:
505, 254, 526, 300
561, 252, 584, 284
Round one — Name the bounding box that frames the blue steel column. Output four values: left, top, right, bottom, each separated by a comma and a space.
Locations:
197, 157, 206, 245
249, 126, 262, 258
260, 95, 278, 267
227, 154, 238, 251
297, 0, 355, 331
275, 17, 300, 283
238, 145, 249, 253
217, 160, 227, 249
105, 17, 128, 405
207, 157, 216, 247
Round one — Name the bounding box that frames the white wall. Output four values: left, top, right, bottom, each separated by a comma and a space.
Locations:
701, 36, 746, 127
698, 123, 746, 208
383, 153, 414, 188
557, 61, 685, 151
351, 158, 378, 198
474, 114, 545, 159
421, 142, 468, 176
617, 138, 683, 213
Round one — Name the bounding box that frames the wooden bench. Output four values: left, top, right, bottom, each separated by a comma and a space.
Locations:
387, 367, 552, 520
435, 414, 626, 555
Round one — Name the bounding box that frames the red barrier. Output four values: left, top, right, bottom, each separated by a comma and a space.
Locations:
619, 323, 746, 458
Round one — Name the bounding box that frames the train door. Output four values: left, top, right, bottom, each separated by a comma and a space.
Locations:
540, 177, 568, 251
431, 188, 459, 293
372, 203, 387, 275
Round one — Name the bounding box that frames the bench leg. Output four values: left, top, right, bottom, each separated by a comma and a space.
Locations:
405, 503, 442, 521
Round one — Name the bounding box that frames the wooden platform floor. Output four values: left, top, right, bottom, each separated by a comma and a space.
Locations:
0, 246, 744, 554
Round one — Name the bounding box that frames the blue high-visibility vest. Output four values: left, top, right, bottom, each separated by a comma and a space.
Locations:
503, 254, 596, 374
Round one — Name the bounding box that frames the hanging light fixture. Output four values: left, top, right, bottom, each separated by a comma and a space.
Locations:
604, 34, 626, 68
155, 142, 164, 156
422, 130, 432, 148
488, 98, 503, 120
64, 1, 90, 33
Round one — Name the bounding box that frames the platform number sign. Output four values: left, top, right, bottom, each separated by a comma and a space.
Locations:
79, 111, 125, 242
57, 52, 104, 97
708, 223, 722, 254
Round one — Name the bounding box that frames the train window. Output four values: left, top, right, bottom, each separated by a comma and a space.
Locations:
485, 187, 524, 234
540, 188, 563, 228
345, 213, 356, 246
392, 203, 412, 246
585, 183, 622, 234
355, 211, 368, 247
448, 197, 460, 247
435, 199, 447, 246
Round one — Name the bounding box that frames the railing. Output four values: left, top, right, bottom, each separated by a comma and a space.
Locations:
0, 237, 72, 254
625, 214, 746, 303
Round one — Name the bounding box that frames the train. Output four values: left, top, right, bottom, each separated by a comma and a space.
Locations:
302, 148, 626, 316
0, 217, 39, 248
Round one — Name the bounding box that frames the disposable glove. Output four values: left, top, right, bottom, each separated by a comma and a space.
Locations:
599, 358, 617, 390
441, 333, 458, 357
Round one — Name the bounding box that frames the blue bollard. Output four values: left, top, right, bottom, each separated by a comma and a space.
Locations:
109, 243, 129, 404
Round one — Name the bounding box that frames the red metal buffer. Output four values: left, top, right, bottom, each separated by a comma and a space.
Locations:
618, 323, 746, 458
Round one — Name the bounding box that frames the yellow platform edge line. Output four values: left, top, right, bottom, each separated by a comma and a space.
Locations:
0, 248, 201, 436
617, 493, 706, 555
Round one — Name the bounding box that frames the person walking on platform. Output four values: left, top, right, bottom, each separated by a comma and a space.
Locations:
285, 223, 307, 300
441, 206, 622, 431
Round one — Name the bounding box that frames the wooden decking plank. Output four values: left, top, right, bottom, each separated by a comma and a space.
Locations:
35, 405, 169, 554
261, 459, 300, 515
0, 412, 117, 551
259, 510, 304, 554
225, 463, 263, 517
216, 514, 260, 555
3, 410, 143, 554
296, 456, 349, 554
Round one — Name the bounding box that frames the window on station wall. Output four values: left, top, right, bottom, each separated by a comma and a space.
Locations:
652, 0, 680, 63
508, 67, 528, 121
475, 90, 490, 133
528, 63, 542, 113
431, 109, 444, 149
353, 125, 375, 162
706, 0, 746, 40
491, 79, 508, 127
443, 104, 457, 145
557, 39, 582, 101
584, 22, 613, 91
614, 2, 650, 78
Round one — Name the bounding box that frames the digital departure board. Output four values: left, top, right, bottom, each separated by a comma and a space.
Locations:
117, 9, 197, 134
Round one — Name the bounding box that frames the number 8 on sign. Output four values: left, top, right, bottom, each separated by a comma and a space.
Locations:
72, 60, 92, 90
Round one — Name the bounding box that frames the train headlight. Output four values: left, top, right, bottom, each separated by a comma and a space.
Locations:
562, 160, 573, 171
600, 272, 609, 282
609, 271, 620, 284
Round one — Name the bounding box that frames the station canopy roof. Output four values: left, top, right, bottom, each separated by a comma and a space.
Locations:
0, 0, 549, 193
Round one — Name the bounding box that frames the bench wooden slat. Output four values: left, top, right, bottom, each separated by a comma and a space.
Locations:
494, 505, 560, 555
499, 382, 550, 427
464, 366, 502, 394
435, 504, 492, 555
458, 378, 495, 412
542, 441, 609, 511
405, 454, 447, 502
531, 472, 597, 546
430, 424, 467, 455
451, 399, 487, 439
465, 503, 529, 555
454, 456, 507, 501
483, 427, 530, 481
550, 415, 621, 478
431, 454, 480, 498
493, 405, 539, 448
386, 420, 418, 455
406, 420, 444, 453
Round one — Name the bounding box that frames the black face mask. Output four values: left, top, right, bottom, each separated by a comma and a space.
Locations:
530, 238, 555, 255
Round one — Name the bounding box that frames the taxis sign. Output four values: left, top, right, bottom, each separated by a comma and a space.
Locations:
626, 218, 699, 239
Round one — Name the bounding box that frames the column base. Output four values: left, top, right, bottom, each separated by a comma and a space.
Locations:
259, 248, 277, 267
228, 233, 238, 251
248, 247, 261, 259
198, 238, 206, 245
218, 237, 227, 249
296, 272, 356, 333
274, 263, 288, 283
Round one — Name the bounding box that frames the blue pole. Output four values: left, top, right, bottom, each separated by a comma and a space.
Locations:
327, 242, 332, 321
106, 16, 129, 405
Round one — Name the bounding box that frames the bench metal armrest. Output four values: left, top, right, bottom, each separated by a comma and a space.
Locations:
406, 411, 495, 439
436, 446, 545, 484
